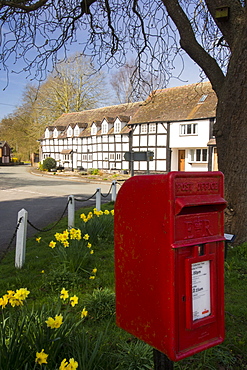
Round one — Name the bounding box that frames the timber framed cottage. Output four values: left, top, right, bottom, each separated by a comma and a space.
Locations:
40, 82, 218, 173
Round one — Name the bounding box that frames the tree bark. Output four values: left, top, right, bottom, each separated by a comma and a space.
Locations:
214, 27, 247, 245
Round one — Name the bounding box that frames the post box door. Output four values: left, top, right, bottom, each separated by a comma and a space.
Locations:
175, 241, 225, 354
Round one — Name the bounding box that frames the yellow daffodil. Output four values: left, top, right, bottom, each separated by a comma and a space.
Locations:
41, 270, 45, 273
87, 242, 92, 248
35, 349, 48, 365
70, 228, 81, 240
70, 295, 79, 307
15, 288, 30, 300
104, 210, 110, 215
90, 250, 94, 254
49, 240, 56, 248
81, 307, 88, 318
45, 314, 63, 329
59, 358, 78, 370
63, 241, 70, 247
92, 268, 97, 274
60, 288, 69, 301
111, 209, 114, 216
0, 295, 8, 308
36, 237, 41, 243
89, 276, 95, 280
83, 233, 90, 240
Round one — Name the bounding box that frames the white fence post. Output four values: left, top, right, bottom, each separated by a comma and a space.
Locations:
15, 208, 28, 269
68, 195, 75, 229
111, 180, 117, 202
96, 188, 101, 211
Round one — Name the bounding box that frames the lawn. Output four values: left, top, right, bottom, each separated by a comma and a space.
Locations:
0, 203, 247, 369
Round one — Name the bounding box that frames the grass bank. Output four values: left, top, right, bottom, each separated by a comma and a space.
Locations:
0, 203, 247, 369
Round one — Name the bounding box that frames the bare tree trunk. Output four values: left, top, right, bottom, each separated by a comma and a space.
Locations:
214, 38, 247, 245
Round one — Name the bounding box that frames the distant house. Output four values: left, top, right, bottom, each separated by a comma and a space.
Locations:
0, 141, 11, 164
39, 82, 218, 173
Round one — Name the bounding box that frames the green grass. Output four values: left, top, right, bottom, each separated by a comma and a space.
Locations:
0, 206, 247, 369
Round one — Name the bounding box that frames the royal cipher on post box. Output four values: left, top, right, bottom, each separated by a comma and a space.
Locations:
115, 172, 226, 361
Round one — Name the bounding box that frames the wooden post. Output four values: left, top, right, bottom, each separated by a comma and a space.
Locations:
96, 188, 101, 211
15, 208, 28, 269
153, 349, 174, 370
111, 181, 117, 202
68, 195, 75, 229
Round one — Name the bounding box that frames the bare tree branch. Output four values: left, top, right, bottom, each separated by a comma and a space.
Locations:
161, 0, 225, 96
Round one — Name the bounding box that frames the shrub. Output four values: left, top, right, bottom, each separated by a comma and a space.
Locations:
42, 157, 56, 171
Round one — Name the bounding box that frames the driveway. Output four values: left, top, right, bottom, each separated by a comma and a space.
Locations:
0, 165, 115, 253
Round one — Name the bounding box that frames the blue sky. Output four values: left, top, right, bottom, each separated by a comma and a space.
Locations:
0, 53, 203, 121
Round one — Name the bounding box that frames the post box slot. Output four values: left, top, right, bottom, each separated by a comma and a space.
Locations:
175, 195, 226, 215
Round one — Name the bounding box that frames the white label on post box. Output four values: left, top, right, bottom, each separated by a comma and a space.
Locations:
192, 261, 211, 321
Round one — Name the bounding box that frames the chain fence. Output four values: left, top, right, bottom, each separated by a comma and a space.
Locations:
0, 216, 23, 262
3, 180, 122, 261
27, 198, 71, 232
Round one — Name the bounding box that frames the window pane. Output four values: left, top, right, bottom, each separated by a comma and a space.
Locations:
202, 149, 207, 161
190, 149, 195, 161
193, 124, 198, 134
187, 124, 192, 134
196, 149, 201, 161
180, 125, 185, 135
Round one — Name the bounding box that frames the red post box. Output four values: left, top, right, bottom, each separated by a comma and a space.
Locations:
115, 172, 226, 361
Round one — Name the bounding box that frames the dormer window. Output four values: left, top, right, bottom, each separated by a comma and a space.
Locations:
74, 126, 80, 137
91, 123, 97, 136
67, 126, 73, 137
53, 129, 58, 138
114, 120, 121, 133
101, 122, 108, 135
45, 129, 50, 139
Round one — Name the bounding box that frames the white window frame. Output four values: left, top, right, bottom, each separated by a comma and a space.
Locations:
109, 153, 115, 161
116, 153, 121, 161
88, 154, 93, 161
82, 154, 87, 161
189, 148, 208, 162
180, 123, 198, 136
141, 124, 148, 134
45, 129, 50, 139
91, 125, 97, 136
74, 127, 80, 136
101, 122, 108, 134
149, 123, 156, 133
67, 127, 73, 137
114, 121, 121, 133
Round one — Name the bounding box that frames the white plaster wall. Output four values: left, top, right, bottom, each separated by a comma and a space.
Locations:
133, 125, 140, 135
140, 136, 147, 147
170, 119, 210, 148
156, 147, 166, 159
157, 135, 167, 146
132, 136, 139, 146
122, 143, 129, 151
157, 123, 167, 134
156, 161, 166, 171
148, 135, 156, 146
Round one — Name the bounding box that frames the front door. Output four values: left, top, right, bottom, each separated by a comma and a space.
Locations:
178, 150, 185, 171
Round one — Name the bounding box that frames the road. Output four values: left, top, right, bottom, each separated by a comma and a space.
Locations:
0, 165, 114, 253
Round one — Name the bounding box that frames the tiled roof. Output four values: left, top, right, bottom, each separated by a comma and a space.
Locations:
129, 82, 217, 124
52, 102, 142, 127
